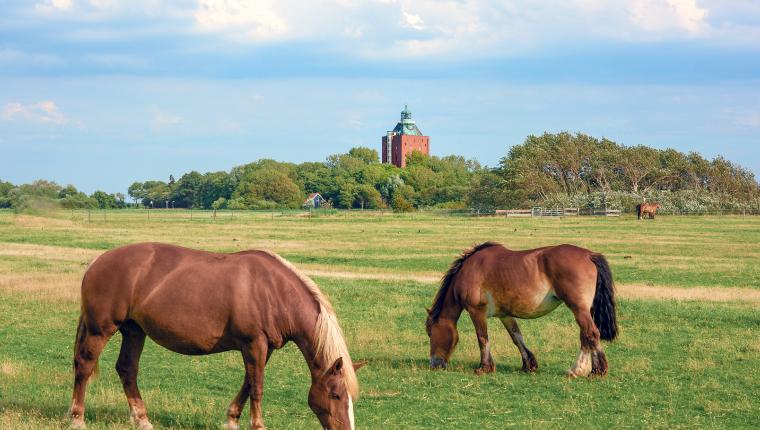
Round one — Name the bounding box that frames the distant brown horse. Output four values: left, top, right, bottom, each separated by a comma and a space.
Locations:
70, 243, 361, 430
636, 202, 661, 219
426, 242, 617, 378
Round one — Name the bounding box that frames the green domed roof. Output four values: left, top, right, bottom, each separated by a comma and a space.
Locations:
391, 105, 423, 136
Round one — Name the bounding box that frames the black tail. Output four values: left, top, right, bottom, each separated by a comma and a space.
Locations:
591, 254, 618, 341
635, 204, 642, 220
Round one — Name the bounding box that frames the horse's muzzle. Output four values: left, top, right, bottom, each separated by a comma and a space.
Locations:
430, 357, 447, 369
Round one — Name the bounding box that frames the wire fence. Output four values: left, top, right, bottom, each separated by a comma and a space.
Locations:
3, 207, 759, 223
12, 206, 748, 223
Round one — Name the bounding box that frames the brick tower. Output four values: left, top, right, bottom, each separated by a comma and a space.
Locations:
381, 105, 429, 168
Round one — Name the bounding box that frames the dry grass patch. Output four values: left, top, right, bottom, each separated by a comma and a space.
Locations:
12, 214, 79, 229
0, 273, 81, 302
618, 284, 760, 303
0, 360, 28, 378
0, 243, 99, 263
685, 357, 716, 373
304, 268, 439, 284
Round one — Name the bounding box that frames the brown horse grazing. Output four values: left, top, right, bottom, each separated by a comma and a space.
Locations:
70, 243, 361, 430
636, 202, 661, 219
426, 242, 617, 378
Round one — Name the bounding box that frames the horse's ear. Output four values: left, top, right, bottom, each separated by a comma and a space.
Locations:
328, 357, 343, 375
425, 307, 431, 315
353, 360, 367, 372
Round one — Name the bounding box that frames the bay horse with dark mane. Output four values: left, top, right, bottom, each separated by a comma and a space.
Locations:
70, 243, 361, 430
636, 202, 661, 219
426, 242, 617, 378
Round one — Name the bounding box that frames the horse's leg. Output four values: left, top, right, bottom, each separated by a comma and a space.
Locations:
243, 339, 270, 430
225, 348, 272, 430
468, 308, 495, 375
115, 321, 152, 430
70, 324, 115, 429
224, 376, 250, 430
500, 317, 538, 372
567, 307, 607, 378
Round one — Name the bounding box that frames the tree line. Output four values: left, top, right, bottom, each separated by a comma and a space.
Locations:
125, 147, 480, 211
2, 132, 758, 213
0, 180, 126, 211
472, 132, 759, 212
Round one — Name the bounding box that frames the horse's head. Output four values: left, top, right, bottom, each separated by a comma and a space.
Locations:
654, 203, 662, 209
426, 309, 458, 369
308, 357, 364, 430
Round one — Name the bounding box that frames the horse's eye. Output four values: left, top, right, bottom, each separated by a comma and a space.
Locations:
329, 394, 340, 400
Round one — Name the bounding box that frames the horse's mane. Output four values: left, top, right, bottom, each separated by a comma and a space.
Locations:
429, 242, 501, 322
261, 251, 359, 398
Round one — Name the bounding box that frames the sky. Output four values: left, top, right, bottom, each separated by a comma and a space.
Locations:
2, 0, 760, 194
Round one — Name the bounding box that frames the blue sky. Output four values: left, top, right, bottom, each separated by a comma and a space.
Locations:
2, 0, 760, 194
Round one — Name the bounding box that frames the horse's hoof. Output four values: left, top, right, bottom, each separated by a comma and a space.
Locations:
565, 369, 579, 379
474, 365, 495, 375
70, 418, 86, 430
223, 421, 240, 430
522, 357, 538, 373
131, 418, 154, 430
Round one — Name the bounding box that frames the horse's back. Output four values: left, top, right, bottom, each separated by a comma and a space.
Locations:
80, 243, 295, 354
462, 244, 598, 318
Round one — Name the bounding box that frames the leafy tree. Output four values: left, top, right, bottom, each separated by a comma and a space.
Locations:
211, 197, 227, 210
91, 191, 118, 209
170, 171, 204, 208
355, 184, 384, 209
619, 145, 659, 194
234, 168, 303, 209
0, 180, 14, 208
348, 147, 379, 164
140, 181, 170, 208
198, 171, 234, 209
128, 182, 146, 206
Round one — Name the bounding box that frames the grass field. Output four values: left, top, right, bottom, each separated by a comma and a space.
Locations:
1, 209, 759, 429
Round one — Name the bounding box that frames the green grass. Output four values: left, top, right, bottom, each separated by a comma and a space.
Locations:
1, 211, 759, 429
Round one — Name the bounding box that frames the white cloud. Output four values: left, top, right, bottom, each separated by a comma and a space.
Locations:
186, 0, 715, 58
195, 0, 290, 42
35, 0, 73, 13
2, 101, 71, 125
630, 0, 708, 34
150, 108, 184, 130
89, 0, 115, 6
402, 9, 425, 30
15, 0, 760, 60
